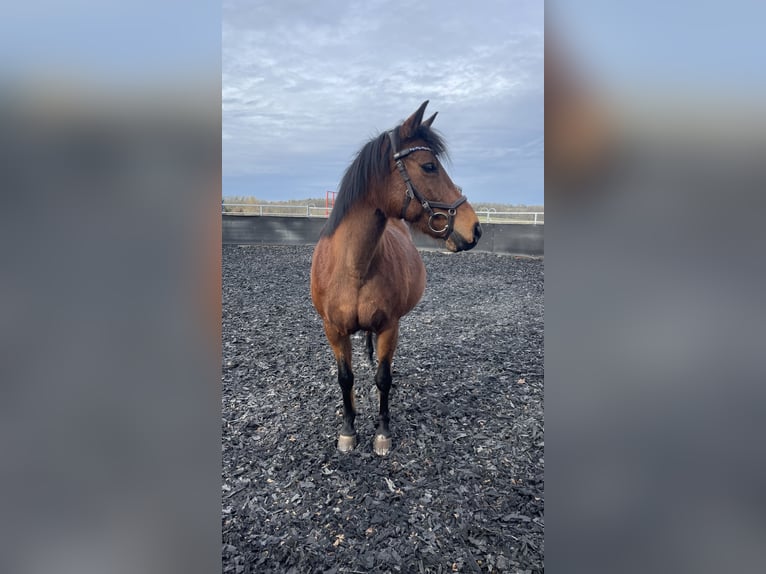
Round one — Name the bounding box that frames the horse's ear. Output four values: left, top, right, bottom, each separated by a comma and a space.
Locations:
422, 112, 438, 129
400, 100, 429, 139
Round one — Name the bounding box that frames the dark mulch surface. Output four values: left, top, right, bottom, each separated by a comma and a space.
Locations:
222, 244, 544, 573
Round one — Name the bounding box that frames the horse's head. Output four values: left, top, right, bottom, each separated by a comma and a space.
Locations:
387, 101, 482, 252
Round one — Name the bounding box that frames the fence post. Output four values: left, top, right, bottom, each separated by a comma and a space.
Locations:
534, 212, 538, 225
259, 205, 263, 216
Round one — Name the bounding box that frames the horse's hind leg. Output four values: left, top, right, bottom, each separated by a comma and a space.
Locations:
323, 325, 357, 452
373, 323, 399, 456
364, 331, 375, 365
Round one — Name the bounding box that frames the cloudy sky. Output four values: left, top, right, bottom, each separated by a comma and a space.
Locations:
223, 0, 543, 205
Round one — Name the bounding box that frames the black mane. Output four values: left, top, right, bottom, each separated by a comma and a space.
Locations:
320, 124, 448, 238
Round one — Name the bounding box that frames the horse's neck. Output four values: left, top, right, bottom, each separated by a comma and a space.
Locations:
337, 205, 388, 279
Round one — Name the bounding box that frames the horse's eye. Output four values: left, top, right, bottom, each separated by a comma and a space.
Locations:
421, 162, 437, 174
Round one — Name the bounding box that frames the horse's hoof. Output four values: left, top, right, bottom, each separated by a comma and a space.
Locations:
373, 434, 391, 456
337, 433, 357, 453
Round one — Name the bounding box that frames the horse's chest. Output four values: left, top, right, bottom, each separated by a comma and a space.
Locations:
359, 270, 423, 326
356, 289, 394, 328
325, 273, 423, 333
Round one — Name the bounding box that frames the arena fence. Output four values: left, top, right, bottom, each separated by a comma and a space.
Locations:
223, 214, 543, 257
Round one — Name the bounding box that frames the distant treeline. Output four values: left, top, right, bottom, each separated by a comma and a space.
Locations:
222, 196, 543, 213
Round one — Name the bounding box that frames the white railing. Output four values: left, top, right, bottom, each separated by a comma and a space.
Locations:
222, 203, 544, 224
475, 209, 544, 224
221, 203, 330, 217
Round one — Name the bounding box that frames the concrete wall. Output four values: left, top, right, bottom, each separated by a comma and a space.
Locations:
223, 214, 327, 246
223, 214, 543, 257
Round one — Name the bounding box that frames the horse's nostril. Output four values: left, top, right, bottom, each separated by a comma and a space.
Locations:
474, 222, 483, 240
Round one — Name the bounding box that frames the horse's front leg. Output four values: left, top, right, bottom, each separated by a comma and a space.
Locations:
324, 325, 356, 452
373, 323, 399, 456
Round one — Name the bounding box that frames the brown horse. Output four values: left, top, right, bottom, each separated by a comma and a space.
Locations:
310, 101, 481, 455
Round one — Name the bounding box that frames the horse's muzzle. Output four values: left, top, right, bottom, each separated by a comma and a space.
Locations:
446, 222, 482, 252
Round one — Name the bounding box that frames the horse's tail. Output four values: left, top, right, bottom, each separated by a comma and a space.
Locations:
364, 331, 375, 365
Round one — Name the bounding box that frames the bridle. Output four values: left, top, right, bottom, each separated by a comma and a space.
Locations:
388, 130, 467, 236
